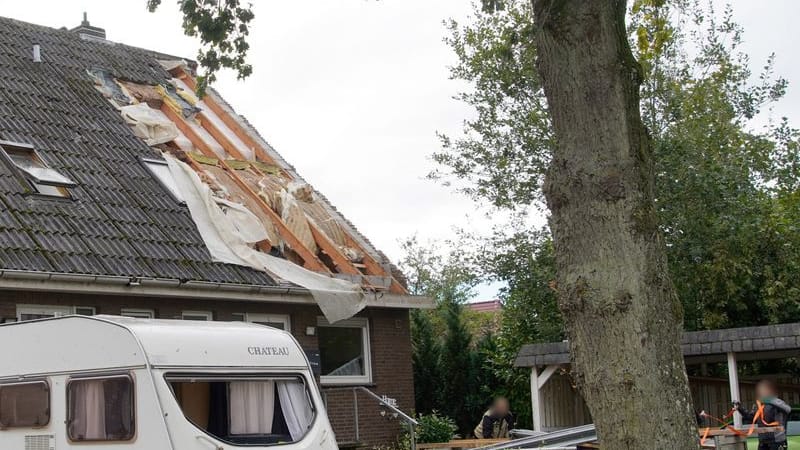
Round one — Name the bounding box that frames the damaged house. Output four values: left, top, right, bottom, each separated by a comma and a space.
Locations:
0, 15, 431, 447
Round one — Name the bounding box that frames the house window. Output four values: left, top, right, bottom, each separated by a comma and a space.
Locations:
182, 311, 213, 321
67, 375, 134, 442
0, 381, 50, 428
120, 308, 154, 319
246, 313, 290, 331
0, 141, 76, 198
142, 158, 184, 203
317, 317, 371, 385
17, 305, 73, 321
74, 306, 96, 316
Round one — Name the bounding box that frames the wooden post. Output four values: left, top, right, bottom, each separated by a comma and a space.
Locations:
727, 352, 742, 428
531, 365, 559, 432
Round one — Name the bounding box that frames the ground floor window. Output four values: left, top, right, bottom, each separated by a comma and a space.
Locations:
67, 375, 134, 441
317, 317, 372, 385
167, 375, 314, 445
182, 311, 213, 321
0, 381, 50, 428
120, 308, 154, 319
245, 313, 290, 331
16, 305, 93, 321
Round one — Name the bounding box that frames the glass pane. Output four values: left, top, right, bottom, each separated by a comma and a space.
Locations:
68, 377, 134, 441
9, 151, 75, 185
32, 182, 69, 197
75, 307, 95, 316
121, 311, 153, 319
19, 313, 54, 321
0, 382, 49, 428
318, 327, 365, 376
254, 321, 285, 330
183, 315, 209, 321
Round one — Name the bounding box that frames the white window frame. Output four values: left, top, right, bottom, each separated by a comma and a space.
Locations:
245, 313, 290, 331
0, 140, 76, 198
17, 305, 76, 321
317, 317, 372, 386
181, 310, 213, 321
120, 308, 154, 319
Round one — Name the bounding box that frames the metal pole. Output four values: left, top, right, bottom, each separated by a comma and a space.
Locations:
353, 387, 360, 442
410, 421, 417, 450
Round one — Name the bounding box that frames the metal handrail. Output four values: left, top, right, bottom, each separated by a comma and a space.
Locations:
323, 386, 418, 450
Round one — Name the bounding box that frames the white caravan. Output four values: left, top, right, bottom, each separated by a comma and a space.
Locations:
0, 315, 337, 449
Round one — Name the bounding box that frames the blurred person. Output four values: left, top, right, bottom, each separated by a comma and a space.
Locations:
736, 379, 791, 450
474, 397, 515, 439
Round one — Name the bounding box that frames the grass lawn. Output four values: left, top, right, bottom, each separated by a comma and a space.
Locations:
746, 435, 800, 447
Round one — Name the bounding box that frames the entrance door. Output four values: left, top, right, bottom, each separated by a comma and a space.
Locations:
246, 314, 290, 331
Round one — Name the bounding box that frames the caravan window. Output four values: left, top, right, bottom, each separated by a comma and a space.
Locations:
0, 381, 50, 428
67, 375, 134, 441
167, 375, 315, 445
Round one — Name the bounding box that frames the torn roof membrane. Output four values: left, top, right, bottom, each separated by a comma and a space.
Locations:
90, 68, 405, 294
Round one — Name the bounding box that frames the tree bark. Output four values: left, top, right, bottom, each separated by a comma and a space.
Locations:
530, 1, 699, 448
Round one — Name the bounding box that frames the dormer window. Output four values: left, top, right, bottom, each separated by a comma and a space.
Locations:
0, 141, 75, 198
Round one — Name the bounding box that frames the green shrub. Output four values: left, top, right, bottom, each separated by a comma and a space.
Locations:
414, 411, 458, 444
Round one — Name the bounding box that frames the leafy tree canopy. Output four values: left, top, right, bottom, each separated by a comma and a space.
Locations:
436, 0, 800, 332
147, 0, 255, 95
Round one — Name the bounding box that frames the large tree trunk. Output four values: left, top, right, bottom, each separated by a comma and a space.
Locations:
531, 1, 699, 448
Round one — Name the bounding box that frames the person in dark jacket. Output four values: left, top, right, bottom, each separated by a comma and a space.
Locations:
736, 379, 791, 450
474, 397, 515, 439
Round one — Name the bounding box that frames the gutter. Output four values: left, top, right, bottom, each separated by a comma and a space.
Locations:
0, 270, 434, 309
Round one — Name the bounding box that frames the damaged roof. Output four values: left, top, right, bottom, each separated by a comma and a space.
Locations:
0, 15, 404, 292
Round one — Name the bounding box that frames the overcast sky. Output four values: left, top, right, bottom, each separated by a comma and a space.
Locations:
1, 1, 798, 300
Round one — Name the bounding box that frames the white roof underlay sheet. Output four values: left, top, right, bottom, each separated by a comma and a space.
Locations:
165, 154, 366, 323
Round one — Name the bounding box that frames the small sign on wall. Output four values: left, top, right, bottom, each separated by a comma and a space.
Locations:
304, 348, 321, 376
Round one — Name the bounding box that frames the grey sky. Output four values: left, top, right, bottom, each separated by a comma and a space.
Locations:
1, 1, 798, 301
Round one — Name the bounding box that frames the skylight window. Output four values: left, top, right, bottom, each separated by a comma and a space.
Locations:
142, 158, 185, 203
0, 141, 75, 198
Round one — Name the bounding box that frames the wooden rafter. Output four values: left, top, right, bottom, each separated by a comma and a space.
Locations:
174, 69, 282, 168
308, 226, 362, 276
168, 69, 409, 293
196, 112, 247, 160
160, 104, 330, 273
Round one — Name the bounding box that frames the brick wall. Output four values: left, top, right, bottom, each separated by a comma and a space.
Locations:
0, 290, 414, 448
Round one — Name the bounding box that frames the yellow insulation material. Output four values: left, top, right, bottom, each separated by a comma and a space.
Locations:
156, 84, 184, 117
226, 159, 251, 170
187, 152, 220, 166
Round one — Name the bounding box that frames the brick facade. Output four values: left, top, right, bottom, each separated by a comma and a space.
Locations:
0, 290, 414, 448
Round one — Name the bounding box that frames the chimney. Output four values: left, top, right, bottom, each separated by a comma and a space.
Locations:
32, 44, 41, 63
70, 12, 106, 40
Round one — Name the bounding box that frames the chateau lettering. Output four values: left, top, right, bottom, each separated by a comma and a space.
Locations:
248, 346, 290, 356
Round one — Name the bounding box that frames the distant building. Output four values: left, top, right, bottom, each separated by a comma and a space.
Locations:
468, 299, 503, 313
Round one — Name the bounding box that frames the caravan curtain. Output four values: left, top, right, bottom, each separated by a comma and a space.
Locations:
69, 380, 106, 440
277, 381, 314, 441
229, 381, 275, 435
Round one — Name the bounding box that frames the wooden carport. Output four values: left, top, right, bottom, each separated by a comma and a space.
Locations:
515, 323, 800, 431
